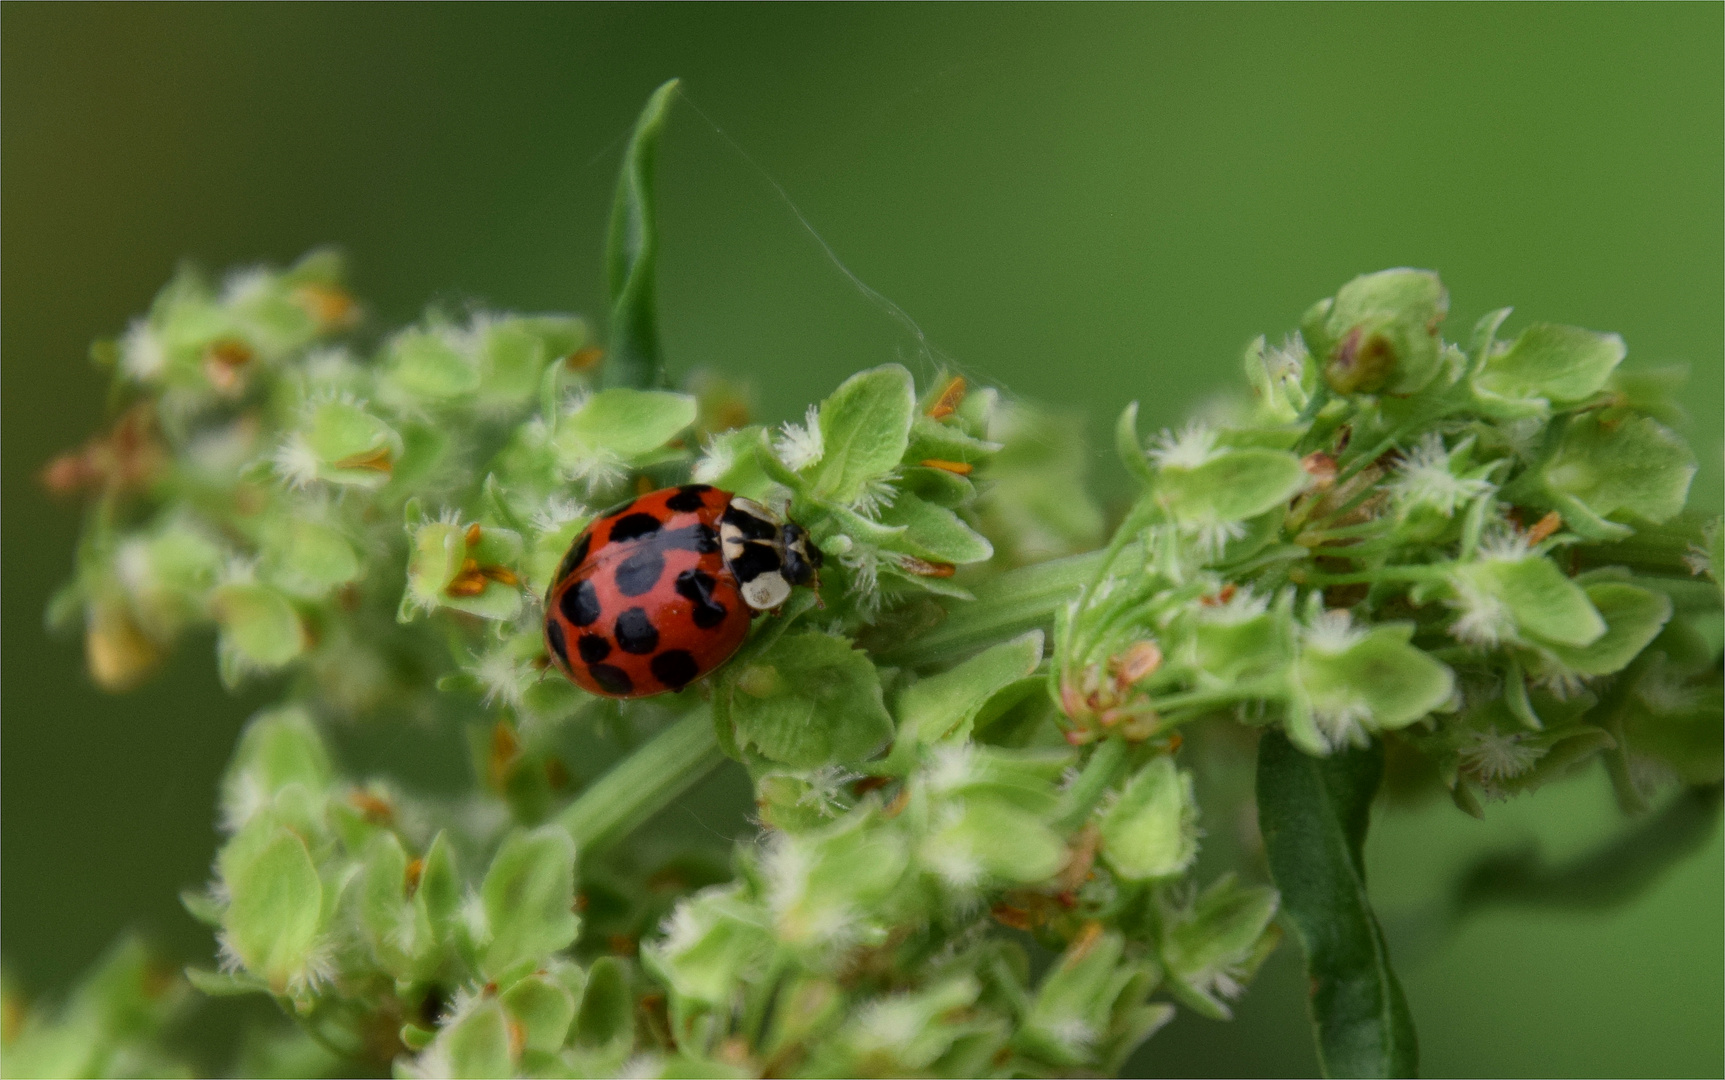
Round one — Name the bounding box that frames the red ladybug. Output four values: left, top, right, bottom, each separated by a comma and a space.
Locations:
543, 484, 821, 698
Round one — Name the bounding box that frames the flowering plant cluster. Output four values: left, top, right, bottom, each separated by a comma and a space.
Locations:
11, 83, 1719, 1079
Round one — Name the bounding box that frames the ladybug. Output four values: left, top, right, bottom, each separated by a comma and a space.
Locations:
543, 484, 822, 698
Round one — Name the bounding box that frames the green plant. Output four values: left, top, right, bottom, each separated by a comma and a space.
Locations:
14, 81, 1720, 1079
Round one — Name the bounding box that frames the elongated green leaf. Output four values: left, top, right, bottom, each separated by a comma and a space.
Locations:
1257, 732, 1417, 1079
603, 78, 679, 390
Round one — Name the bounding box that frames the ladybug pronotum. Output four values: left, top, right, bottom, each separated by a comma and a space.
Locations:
543, 484, 822, 698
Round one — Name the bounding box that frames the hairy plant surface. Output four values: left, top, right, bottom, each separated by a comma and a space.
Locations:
11, 82, 1721, 1080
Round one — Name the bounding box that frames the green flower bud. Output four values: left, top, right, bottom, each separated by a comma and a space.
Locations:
385, 326, 480, 401
221, 707, 334, 830
276, 397, 403, 490
1021, 927, 1146, 1067
1099, 756, 1199, 881
643, 884, 772, 1007
1158, 874, 1280, 1020
1303, 269, 1448, 396
418, 999, 513, 1079
764, 812, 908, 954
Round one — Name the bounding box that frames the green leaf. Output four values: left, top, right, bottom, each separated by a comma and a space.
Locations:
1471, 322, 1623, 415
874, 492, 994, 564
222, 706, 333, 814
1158, 874, 1281, 1020
1115, 402, 1157, 487
920, 797, 1066, 886
386, 327, 479, 400
437, 999, 514, 1079
1455, 556, 1605, 649
572, 956, 634, 1055
1099, 755, 1199, 881
1257, 732, 1417, 1079
1296, 626, 1456, 739
211, 582, 305, 670
1538, 413, 1697, 538
218, 822, 325, 992
725, 631, 893, 769
1540, 583, 1671, 677
500, 973, 578, 1054
1157, 448, 1308, 525
604, 78, 679, 390
642, 884, 772, 1006
893, 630, 1044, 752
480, 825, 580, 981
809, 364, 916, 504
557, 387, 697, 459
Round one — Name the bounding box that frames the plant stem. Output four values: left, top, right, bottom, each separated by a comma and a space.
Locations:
562, 552, 1117, 855
558, 706, 724, 856
1054, 735, 1130, 831
882, 550, 1107, 667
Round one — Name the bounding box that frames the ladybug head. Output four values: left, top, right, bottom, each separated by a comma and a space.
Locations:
780, 521, 822, 587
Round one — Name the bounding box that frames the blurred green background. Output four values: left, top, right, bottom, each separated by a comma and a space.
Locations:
3, 4, 1720, 1076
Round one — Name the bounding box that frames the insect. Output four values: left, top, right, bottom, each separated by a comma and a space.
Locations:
543, 484, 822, 698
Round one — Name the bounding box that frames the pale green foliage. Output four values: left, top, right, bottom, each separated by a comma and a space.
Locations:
37, 240, 1719, 1076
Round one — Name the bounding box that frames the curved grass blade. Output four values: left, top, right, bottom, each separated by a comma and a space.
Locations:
602, 78, 679, 390
1257, 731, 1418, 1078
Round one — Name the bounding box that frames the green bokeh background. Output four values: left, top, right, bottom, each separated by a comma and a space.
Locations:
3, 5, 1720, 1076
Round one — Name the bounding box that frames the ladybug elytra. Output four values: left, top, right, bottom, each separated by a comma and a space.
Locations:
543, 484, 821, 698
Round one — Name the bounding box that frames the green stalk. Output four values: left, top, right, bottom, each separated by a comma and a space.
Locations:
882, 549, 1106, 667
558, 707, 724, 856
563, 552, 1115, 854
1054, 734, 1130, 831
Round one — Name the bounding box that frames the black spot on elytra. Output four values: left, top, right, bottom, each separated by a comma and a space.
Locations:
577, 634, 611, 663
555, 531, 592, 582
665, 484, 712, 512
545, 618, 569, 665
662, 523, 719, 554
722, 504, 778, 540
614, 608, 660, 654
587, 662, 633, 695
613, 548, 665, 596
608, 512, 663, 543
650, 650, 700, 690
675, 569, 728, 628
729, 542, 781, 584
560, 579, 601, 626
